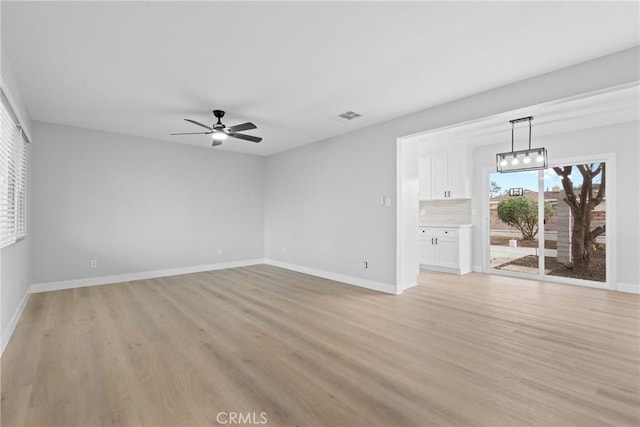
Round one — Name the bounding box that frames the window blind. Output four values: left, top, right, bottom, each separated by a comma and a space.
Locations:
0, 91, 27, 249
15, 128, 27, 239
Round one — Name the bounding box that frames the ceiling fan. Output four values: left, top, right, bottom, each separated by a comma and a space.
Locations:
171, 110, 262, 146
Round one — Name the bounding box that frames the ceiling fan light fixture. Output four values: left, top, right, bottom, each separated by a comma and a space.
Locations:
212, 132, 228, 141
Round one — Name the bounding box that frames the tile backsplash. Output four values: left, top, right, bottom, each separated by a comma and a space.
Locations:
420, 199, 472, 224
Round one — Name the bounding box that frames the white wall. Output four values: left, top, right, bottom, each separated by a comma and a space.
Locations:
1, 45, 33, 352
31, 122, 264, 285
265, 47, 639, 291
264, 123, 398, 291
472, 121, 640, 287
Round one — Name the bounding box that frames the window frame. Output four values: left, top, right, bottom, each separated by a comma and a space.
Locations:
0, 88, 29, 249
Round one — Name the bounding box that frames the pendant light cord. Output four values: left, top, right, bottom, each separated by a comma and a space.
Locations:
511, 122, 515, 153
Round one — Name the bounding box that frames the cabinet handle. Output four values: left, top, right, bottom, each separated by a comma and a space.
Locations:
431, 238, 434, 244
447, 190, 451, 197
435, 238, 438, 245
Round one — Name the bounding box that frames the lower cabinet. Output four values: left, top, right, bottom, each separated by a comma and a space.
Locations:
419, 235, 437, 265
419, 226, 472, 274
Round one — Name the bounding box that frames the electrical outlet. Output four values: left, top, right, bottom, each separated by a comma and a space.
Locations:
217, 248, 223, 256
90, 259, 98, 268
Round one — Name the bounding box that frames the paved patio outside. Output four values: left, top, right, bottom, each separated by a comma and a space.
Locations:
490, 245, 557, 274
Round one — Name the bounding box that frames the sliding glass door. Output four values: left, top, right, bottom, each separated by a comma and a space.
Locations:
487, 160, 608, 287
488, 170, 540, 278
543, 163, 606, 283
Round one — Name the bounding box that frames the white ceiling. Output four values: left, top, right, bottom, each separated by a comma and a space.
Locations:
1, 1, 639, 156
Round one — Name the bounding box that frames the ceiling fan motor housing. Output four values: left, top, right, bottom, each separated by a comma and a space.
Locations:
213, 110, 226, 129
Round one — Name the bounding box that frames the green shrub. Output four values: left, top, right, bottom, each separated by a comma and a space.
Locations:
497, 197, 553, 240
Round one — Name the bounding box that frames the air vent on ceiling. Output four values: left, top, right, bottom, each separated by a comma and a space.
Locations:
337, 111, 362, 120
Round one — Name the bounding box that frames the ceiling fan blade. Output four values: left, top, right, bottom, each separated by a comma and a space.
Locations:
170, 131, 212, 135
227, 122, 257, 133
229, 133, 262, 143
184, 118, 213, 130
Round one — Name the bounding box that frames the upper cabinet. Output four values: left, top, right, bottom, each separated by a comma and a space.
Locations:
419, 151, 470, 200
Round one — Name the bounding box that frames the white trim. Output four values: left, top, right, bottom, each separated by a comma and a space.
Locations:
396, 135, 420, 292
604, 154, 616, 290
396, 136, 404, 290
617, 282, 640, 294
472, 265, 482, 272
1, 290, 30, 356
401, 282, 418, 291
481, 165, 493, 273
419, 265, 468, 275
264, 259, 399, 295
30, 259, 264, 293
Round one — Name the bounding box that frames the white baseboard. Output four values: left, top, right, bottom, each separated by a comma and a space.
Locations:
617, 282, 640, 294
472, 265, 483, 273
420, 264, 470, 275
401, 282, 418, 291
30, 259, 264, 293
264, 259, 399, 295
1, 290, 30, 357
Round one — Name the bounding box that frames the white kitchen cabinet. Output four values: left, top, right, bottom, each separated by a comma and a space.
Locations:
434, 236, 458, 269
419, 234, 437, 265
419, 151, 469, 200
447, 153, 469, 199
430, 154, 448, 199
418, 225, 472, 274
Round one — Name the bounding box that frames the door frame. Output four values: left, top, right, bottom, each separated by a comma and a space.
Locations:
482, 153, 616, 290
395, 135, 420, 293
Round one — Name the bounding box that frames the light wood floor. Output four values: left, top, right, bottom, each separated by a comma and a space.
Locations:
2, 265, 639, 426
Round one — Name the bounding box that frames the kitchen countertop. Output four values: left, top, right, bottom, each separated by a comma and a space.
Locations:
419, 223, 473, 228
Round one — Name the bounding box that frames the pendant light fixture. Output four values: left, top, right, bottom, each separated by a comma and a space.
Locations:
496, 116, 547, 173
